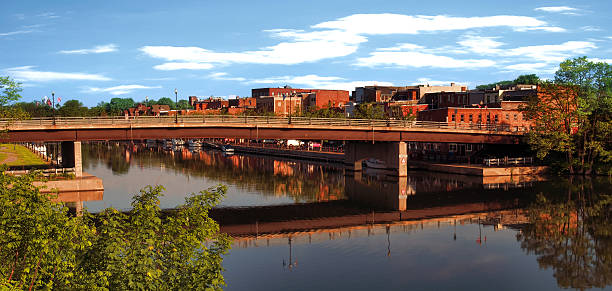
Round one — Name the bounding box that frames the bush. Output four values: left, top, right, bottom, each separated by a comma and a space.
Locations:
0, 170, 231, 290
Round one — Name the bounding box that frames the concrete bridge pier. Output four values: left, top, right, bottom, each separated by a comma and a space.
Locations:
60, 141, 83, 177
344, 141, 408, 176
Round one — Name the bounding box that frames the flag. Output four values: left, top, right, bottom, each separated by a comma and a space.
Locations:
57, 97, 61, 103
47, 99, 52, 106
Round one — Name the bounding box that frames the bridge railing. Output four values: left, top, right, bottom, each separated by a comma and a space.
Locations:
0, 115, 526, 132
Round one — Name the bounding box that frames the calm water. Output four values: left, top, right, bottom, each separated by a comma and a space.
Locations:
78, 142, 612, 290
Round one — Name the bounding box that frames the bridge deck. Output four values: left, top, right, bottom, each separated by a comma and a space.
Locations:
1, 116, 523, 144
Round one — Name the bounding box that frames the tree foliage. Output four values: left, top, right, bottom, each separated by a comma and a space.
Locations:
0, 170, 231, 290
517, 178, 612, 289
353, 103, 386, 119
521, 57, 612, 175
476, 74, 541, 90
58, 100, 89, 117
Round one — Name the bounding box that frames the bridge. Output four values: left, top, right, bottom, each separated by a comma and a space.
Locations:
1, 115, 524, 176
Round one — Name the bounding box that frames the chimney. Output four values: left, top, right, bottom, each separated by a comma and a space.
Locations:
450, 82, 456, 87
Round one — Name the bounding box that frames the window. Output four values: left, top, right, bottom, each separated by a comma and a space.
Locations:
514, 114, 518, 121
466, 144, 473, 152
478, 114, 482, 122
451, 114, 456, 121
449, 143, 457, 152
494, 115, 498, 123
469, 114, 473, 122
487, 115, 491, 122
434, 143, 440, 151
505, 114, 510, 120
460, 114, 464, 122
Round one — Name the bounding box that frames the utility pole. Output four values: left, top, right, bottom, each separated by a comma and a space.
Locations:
52, 91, 56, 125
174, 88, 178, 124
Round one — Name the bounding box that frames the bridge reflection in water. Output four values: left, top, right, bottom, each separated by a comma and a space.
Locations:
211, 170, 541, 238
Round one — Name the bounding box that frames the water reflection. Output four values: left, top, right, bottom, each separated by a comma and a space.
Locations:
81, 142, 345, 210
78, 141, 611, 290
517, 178, 612, 290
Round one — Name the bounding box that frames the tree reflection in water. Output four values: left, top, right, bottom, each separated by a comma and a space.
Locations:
516, 178, 612, 290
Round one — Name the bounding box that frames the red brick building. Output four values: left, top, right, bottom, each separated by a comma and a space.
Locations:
417, 102, 532, 131
252, 87, 349, 110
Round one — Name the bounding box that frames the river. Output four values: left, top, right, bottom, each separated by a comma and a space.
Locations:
78, 142, 612, 290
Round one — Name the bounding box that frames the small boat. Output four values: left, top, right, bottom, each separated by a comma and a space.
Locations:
364, 158, 386, 169
220, 145, 234, 153
187, 139, 202, 148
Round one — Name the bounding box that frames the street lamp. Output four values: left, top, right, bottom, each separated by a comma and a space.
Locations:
52, 91, 56, 125
174, 88, 178, 124
288, 93, 292, 124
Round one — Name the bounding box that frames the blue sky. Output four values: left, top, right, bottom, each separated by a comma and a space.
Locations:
2, 0, 611, 106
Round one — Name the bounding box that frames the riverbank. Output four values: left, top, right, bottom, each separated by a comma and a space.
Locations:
0, 143, 48, 167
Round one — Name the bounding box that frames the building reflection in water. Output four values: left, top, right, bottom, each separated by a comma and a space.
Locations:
82, 142, 346, 205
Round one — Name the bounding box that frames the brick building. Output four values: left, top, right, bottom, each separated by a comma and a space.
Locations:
252, 86, 349, 110
353, 83, 467, 103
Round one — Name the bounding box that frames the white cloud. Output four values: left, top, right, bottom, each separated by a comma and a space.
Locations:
505, 41, 596, 63
0, 30, 33, 37
356, 45, 496, 68
3, 66, 111, 82
313, 14, 563, 34
457, 36, 504, 54
86, 85, 161, 96
248, 74, 393, 91
208, 72, 246, 82
59, 44, 118, 54
534, 6, 577, 13
153, 62, 214, 70
142, 13, 564, 70
36, 12, 60, 19
514, 26, 567, 32
141, 29, 362, 70
581, 26, 602, 32
504, 63, 556, 74
590, 58, 612, 64
458, 36, 596, 63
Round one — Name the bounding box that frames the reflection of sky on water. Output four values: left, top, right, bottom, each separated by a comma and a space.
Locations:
224, 222, 557, 291
82, 143, 345, 212
84, 161, 297, 212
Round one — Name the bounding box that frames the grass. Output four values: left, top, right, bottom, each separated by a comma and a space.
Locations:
0, 143, 48, 167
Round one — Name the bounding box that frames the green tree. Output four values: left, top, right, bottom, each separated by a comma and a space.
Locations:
522, 57, 612, 175
176, 99, 191, 110
88, 101, 109, 116
107, 98, 135, 115
156, 97, 175, 109
514, 74, 541, 85
476, 74, 540, 90
58, 100, 89, 117
353, 103, 386, 119
11, 102, 53, 118
0, 77, 27, 120
0, 170, 231, 290
476, 80, 513, 90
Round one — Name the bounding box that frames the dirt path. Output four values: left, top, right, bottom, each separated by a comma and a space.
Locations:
0, 146, 18, 164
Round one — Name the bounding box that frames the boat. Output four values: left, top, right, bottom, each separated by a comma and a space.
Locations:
220, 144, 234, 153
364, 158, 386, 169
172, 139, 185, 146
187, 139, 203, 148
